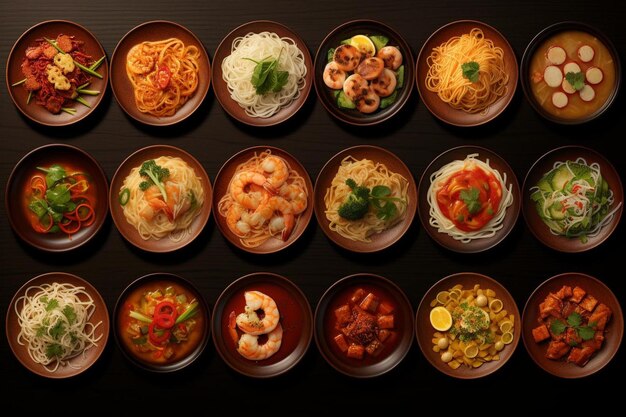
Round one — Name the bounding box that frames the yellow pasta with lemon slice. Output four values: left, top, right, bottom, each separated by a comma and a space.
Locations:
429, 284, 514, 370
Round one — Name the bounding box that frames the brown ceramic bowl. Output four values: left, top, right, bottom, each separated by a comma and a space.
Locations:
522, 146, 623, 252
212, 146, 313, 254
5, 20, 108, 126
417, 145, 521, 253
113, 273, 210, 373
212, 20, 313, 127
415, 272, 520, 379
314, 273, 414, 378
110, 20, 211, 126
522, 272, 623, 378
6, 272, 110, 378
313, 145, 417, 253
211, 272, 313, 378
109, 144, 212, 252
5, 144, 109, 252
416, 20, 518, 127
520, 21, 621, 125
314, 19, 415, 126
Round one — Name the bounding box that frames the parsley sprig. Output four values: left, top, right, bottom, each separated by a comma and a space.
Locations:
550, 312, 596, 346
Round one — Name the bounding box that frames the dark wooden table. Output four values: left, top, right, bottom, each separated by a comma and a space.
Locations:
1, 0, 623, 409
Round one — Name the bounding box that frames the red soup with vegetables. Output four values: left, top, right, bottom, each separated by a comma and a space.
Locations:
325, 284, 401, 364
118, 280, 205, 365
529, 30, 616, 120
23, 162, 97, 237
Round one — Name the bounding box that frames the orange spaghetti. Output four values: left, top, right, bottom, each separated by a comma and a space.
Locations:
125, 38, 200, 117
425, 28, 508, 114
217, 150, 308, 248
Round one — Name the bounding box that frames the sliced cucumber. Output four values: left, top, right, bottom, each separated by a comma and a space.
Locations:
549, 202, 566, 220
551, 164, 574, 191
379, 90, 398, 109
369, 35, 389, 51
337, 90, 356, 109
537, 177, 553, 193
395, 65, 405, 89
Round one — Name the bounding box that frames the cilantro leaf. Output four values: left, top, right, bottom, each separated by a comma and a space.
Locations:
49, 320, 65, 339
460, 187, 482, 215
550, 319, 566, 335
577, 325, 595, 341
62, 305, 76, 325
46, 343, 64, 359
567, 312, 582, 327
565, 71, 585, 91
45, 298, 59, 312
462, 61, 480, 83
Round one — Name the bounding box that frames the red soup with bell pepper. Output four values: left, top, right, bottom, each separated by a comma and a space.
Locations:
118, 280, 205, 365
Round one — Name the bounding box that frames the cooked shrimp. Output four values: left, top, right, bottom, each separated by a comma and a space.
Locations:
235, 291, 280, 335
230, 171, 269, 210
323, 61, 346, 89
355, 88, 381, 113
371, 68, 397, 97
377, 46, 403, 70
140, 183, 191, 222
355, 57, 385, 80
226, 204, 251, 236
333, 44, 362, 71
127, 44, 155, 74
343, 73, 369, 100
236, 323, 283, 361
250, 196, 295, 240
279, 183, 307, 214
261, 155, 288, 191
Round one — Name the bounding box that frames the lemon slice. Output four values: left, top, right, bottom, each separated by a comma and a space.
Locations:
350, 35, 376, 57
464, 344, 479, 359
430, 306, 452, 331
499, 320, 513, 333
436, 291, 450, 304
501, 331, 514, 345
489, 299, 503, 313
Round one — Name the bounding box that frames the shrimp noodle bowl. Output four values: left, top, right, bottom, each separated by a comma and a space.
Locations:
121, 156, 204, 241
15, 282, 103, 372
427, 153, 513, 243
218, 149, 309, 248
126, 38, 201, 117
221, 32, 307, 118
324, 156, 410, 243
425, 28, 508, 114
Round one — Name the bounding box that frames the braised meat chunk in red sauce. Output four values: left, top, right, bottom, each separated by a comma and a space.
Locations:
332, 287, 397, 360
532, 285, 612, 367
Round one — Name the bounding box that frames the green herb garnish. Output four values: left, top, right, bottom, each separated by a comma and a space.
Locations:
244, 49, 289, 95
138, 160, 170, 202
551, 313, 596, 341
337, 178, 407, 221
550, 319, 567, 335
565, 71, 585, 91
460, 187, 482, 214
462, 61, 480, 83
46, 343, 64, 359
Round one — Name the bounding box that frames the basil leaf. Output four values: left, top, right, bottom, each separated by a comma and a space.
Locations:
371, 185, 392, 198
271, 70, 289, 92
45, 184, 71, 206
462, 61, 480, 83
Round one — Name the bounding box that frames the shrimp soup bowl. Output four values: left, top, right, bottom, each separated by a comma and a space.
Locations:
314, 20, 415, 126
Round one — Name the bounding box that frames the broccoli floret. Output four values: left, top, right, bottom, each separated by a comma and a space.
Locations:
138, 160, 170, 201
338, 179, 370, 220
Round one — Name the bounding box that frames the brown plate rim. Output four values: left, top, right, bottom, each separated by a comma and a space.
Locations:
313, 273, 415, 378
212, 145, 314, 254
211, 20, 313, 127
5, 143, 109, 252
108, 144, 213, 253
521, 145, 623, 253
415, 19, 518, 127
313, 144, 417, 253
210, 272, 313, 378
417, 145, 521, 253
521, 272, 624, 378
5, 19, 109, 127
519, 21, 622, 125
5, 272, 110, 378
415, 272, 521, 379
112, 272, 211, 373
313, 19, 415, 126
109, 20, 211, 126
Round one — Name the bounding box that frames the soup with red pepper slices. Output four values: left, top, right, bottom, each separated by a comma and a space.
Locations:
325, 284, 400, 364
222, 283, 302, 365
118, 280, 204, 365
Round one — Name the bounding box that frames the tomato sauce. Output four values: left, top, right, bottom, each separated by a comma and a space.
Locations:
223, 282, 302, 365
436, 167, 502, 231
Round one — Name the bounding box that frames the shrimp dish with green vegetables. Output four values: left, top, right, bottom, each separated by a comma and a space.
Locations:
529, 158, 621, 243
